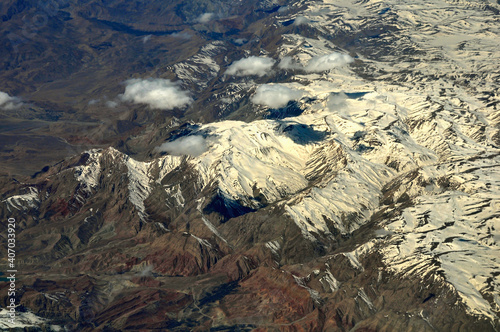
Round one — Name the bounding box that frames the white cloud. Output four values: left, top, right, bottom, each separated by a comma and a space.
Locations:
278, 6, 289, 13
234, 38, 247, 45
105, 100, 118, 108
251, 84, 303, 109
139, 265, 154, 277
327, 92, 348, 110
278, 52, 353, 72
155, 135, 207, 157
197, 12, 214, 23
225, 56, 276, 77
120, 78, 193, 110
304, 52, 354, 72
0, 91, 23, 110
142, 35, 152, 43
171, 31, 192, 39
278, 56, 303, 70
294, 16, 309, 25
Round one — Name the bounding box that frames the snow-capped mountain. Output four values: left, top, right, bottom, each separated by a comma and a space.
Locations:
1, 0, 499, 330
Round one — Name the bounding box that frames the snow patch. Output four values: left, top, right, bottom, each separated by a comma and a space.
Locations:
74, 149, 102, 192
125, 156, 153, 221
265, 240, 281, 256
0, 308, 61, 330
2, 187, 39, 212
320, 269, 340, 292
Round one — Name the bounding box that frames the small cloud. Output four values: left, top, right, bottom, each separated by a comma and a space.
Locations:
142, 35, 152, 43
0, 91, 23, 110
197, 12, 214, 23
327, 92, 348, 110
279, 53, 353, 72
304, 52, 354, 72
251, 84, 303, 109
233, 38, 247, 45
139, 265, 154, 277
155, 135, 207, 157
171, 31, 192, 39
88, 99, 100, 105
278, 56, 303, 70
225, 56, 276, 77
278, 6, 289, 13
105, 100, 118, 108
374, 228, 394, 238
293, 16, 309, 25
120, 78, 193, 110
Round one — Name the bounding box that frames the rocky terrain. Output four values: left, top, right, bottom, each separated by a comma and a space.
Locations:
0, 0, 499, 330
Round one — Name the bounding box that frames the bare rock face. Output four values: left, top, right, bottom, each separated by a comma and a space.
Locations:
1, 0, 500, 330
